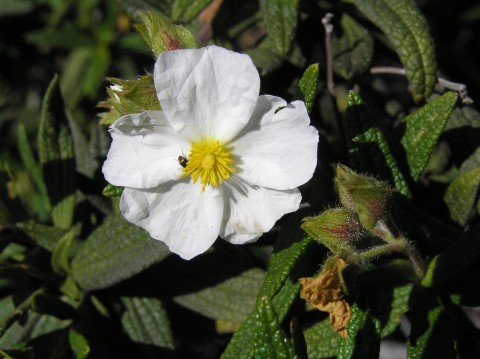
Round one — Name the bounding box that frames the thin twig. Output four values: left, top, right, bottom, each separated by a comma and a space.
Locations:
370, 66, 474, 104
322, 13, 335, 96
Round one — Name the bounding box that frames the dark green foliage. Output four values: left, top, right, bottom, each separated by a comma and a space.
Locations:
1, 0, 480, 358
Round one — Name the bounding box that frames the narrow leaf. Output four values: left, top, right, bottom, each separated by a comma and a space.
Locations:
407, 288, 455, 358
332, 14, 374, 79
17, 124, 49, 210
121, 297, 174, 349
338, 304, 381, 359
38, 74, 76, 229
16, 221, 66, 252
401, 92, 458, 181
254, 296, 295, 359
260, 0, 298, 55
257, 236, 313, 301
69, 329, 90, 359
304, 318, 342, 359
422, 223, 480, 289
444, 165, 480, 226
71, 216, 170, 290
51, 229, 76, 275
221, 280, 301, 359
171, 0, 210, 23
344, 91, 411, 196
299, 63, 319, 114
352, 0, 437, 101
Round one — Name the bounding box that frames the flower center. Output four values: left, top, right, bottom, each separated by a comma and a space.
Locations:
181, 138, 235, 191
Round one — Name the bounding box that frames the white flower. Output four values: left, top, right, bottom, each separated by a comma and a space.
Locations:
102, 45, 319, 260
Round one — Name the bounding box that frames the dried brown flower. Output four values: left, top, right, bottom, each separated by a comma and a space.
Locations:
300, 258, 351, 337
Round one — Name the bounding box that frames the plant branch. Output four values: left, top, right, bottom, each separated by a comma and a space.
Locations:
322, 13, 335, 96
370, 66, 473, 104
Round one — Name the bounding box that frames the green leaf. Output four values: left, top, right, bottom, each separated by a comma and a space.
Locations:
121, 297, 174, 349
380, 284, 413, 337
51, 228, 76, 275
253, 296, 295, 359
299, 64, 319, 114
16, 124, 49, 211
338, 304, 381, 359
332, 14, 374, 79
32, 293, 77, 320
171, 0, 210, 22
38, 74, 76, 230
260, 0, 298, 55
0, 0, 34, 17
256, 236, 313, 301
401, 92, 458, 181
407, 288, 455, 358
16, 221, 66, 252
174, 268, 266, 323
61, 47, 93, 107
69, 329, 90, 359
221, 279, 301, 359
290, 318, 307, 359
136, 10, 197, 57
244, 48, 284, 76
344, 91, 411, 196
422, 223, 480, 289
352, 0, 437, 101
444, 165, 480, 226
353, 127, 410, 197
304, 319, 342, 359
71, 216, 170, 290
82, 46, 110, 98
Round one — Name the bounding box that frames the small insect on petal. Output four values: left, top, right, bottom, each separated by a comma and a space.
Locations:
178, 155, 188, 168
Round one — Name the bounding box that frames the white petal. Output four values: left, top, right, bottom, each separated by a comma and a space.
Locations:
120, 181, 224, 260
220, 175, 301, 244
154, 45, 260, 142
102, 111, 190, 189
230, 97, 319, 190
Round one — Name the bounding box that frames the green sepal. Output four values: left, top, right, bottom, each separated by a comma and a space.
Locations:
102, 184, 124, 197
136, 10, 197, 57
401, 92, 458, 181
38, 74, 76, 230
302, 208, 361, 253
332, 14, 373, 79
352, 0, 437, 101
299, 63, 319, 114
98, 75, 160, 126
334, 164, 393, 231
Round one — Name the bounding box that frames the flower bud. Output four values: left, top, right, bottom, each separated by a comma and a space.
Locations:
135, 11, 197, 57
334, 164, 393, 230
302, 208, 363, 254
98, 75, 159, 125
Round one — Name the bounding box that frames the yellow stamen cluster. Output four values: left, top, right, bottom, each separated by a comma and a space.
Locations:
181, 138, 235, 191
